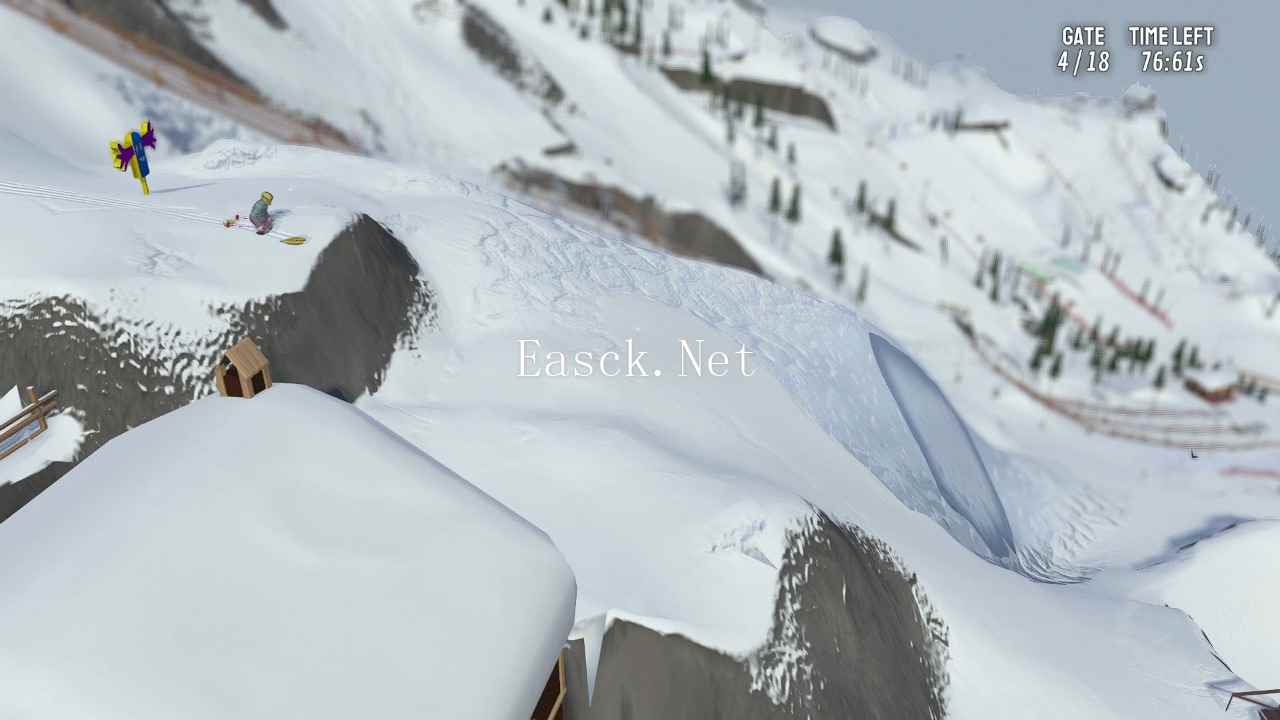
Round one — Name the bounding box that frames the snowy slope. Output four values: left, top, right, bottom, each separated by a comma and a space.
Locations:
0, 5, 263, 167
3, 1, 1280, 716
0, 383, 576, 720
0, 117, 1265, 714
10, 134, 1255, 715
1097, 520, 1280, 690
164, 0, 1280, 450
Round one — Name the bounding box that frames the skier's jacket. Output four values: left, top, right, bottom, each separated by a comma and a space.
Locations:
250, 198, 271, 227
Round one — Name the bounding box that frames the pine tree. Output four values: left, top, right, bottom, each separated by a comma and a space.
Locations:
1105, 325, 1119, 348
633, 5, 643, 49
988, 252, 1001, 303
661, 29, 671, 57
855, 265, 869, 305
725, 114, 735, 145
1049, 352, 1063, 379
785, 183, 801, 223
828, 228, 844, 269
1107, 350, 1121, 373
786, 142, 796, 165
1030, 345, 1045, 373
700, 46, 713, 84
753, 93, 765, 128
855, 181, 866, 212
1188, 344, 1201, 369
587, 0, 595, 16
767, 124, 778, 151
1154, 365, 1166, 390
1089, 316, 1101, 345
768, 177, 781, 214
1071, 324, 1086, 350
543, 6, 554, 23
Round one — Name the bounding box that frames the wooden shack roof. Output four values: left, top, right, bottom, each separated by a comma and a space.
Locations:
222, 338, 269, 374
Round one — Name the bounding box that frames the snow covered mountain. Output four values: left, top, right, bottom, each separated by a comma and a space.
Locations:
1, 0, 1279, 718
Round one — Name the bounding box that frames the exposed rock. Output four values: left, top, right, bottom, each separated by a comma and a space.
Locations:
238, 0, 288, 30
500, 163, 764, 276
0, 215, 434, 522
661, 69, 837, 130
59, 0, 249, 89
461, 1, 565, 105
559, 511, 949, 719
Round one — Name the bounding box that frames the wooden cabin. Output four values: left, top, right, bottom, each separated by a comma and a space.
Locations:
214, 339, 272, 399
0, 387, 58, 461
1183, 377, 1237, 405
531, 651, 566, 720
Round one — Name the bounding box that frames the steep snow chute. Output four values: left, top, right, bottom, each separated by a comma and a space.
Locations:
870, 333, 1015, 559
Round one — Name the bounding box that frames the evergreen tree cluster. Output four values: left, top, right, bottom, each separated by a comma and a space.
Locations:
1238, 375, 1271, 404
1169, 339, 1204, 377
1034, 305, 1162, 387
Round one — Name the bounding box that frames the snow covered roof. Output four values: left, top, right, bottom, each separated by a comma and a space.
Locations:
0, 384, 575, 719
809, 16, 878, 62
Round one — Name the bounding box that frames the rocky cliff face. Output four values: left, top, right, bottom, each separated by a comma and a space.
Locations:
500, 164, 766, 277
561, 511, 949, 719
0, 215, 434, 522
60, 0, 249, 87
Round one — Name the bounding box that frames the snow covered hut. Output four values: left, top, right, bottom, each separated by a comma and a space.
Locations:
214, 338, 272, 398
0, 384, 577, 719
531, 651, 567, 719
1183, 373, 1238, 405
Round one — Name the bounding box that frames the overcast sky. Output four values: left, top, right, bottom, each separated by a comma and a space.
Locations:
772, 1, 1275, 240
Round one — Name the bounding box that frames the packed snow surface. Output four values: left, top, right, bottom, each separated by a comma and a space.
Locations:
1103, 520, 1280, 690
0, 384, 576, 720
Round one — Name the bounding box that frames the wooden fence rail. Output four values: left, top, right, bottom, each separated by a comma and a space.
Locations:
0, 387, 59, 462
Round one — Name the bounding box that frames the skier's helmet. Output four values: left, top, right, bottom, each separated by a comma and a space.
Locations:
261, 191, 274, 204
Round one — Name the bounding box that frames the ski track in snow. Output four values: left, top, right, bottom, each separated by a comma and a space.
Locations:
0, 179, 298, 241
430, 192, 1108, 577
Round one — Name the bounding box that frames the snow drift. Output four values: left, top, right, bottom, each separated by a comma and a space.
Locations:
0, 383, 575, 720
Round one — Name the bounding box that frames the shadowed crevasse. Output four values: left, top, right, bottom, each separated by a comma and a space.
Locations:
560, 511, 949, 719
0, 214, 434, 522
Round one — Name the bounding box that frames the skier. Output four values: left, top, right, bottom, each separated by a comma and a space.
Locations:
250, 191, 274, 235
